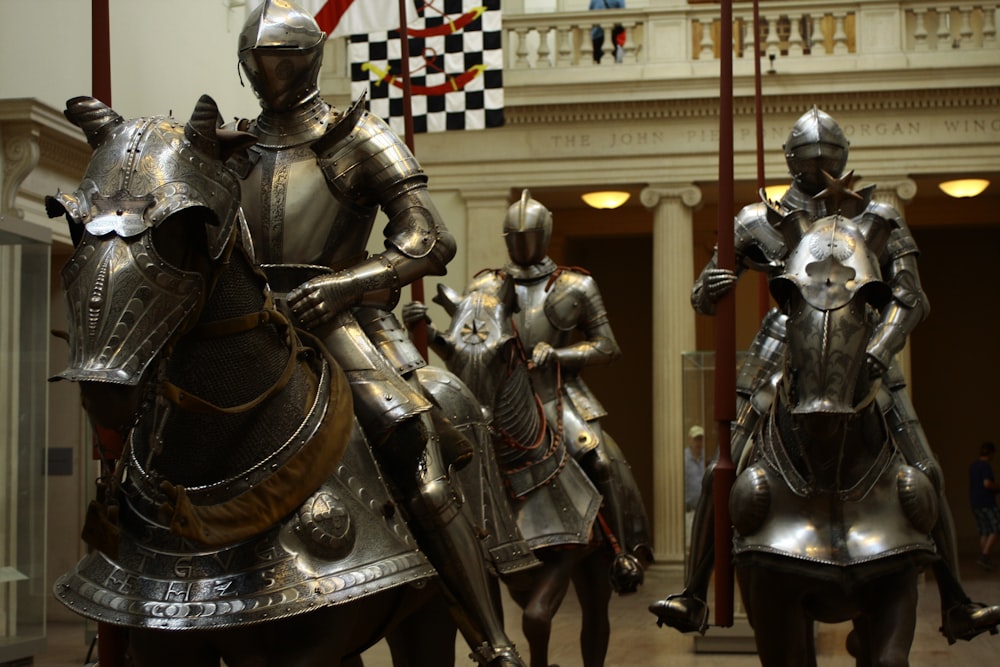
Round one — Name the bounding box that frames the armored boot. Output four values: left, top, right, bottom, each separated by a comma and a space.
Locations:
884, 378, 1000, 643
581, 444, 645, 594
386, 418, 525, 667
651, 312, 786, 633
648, 467, 713, 633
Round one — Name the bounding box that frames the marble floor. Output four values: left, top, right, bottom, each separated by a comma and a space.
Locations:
34, 554, 1000, 666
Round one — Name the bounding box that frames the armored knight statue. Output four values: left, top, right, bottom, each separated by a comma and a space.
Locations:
648, 107, 1000, 643
411, 190, 653, 592
227, 2, 524, 665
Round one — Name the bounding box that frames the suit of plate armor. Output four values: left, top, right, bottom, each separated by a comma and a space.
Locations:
649, 107, 1000, 642
497, 190, 650, 592
230, 3, 523, 665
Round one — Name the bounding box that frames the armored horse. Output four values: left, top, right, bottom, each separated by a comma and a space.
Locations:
47, 95, 529, 667
728, 196, 942, 665
401, 269, 651, 667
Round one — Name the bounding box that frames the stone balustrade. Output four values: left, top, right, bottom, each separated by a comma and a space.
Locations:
504, 2, 998, 70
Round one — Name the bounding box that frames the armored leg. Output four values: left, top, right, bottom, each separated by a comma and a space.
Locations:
649, 310, 786, 633
580, 441, 644, 594
377, 414, 524, 667
884, 372, 1000, 643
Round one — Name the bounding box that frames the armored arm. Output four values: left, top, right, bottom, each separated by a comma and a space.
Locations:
866, 204, 929, 374
691, 255, 740, 316
401, 300, 454, 361
288, 106, 456, 330
691, 202, 786, 316
534, 272, 621, 371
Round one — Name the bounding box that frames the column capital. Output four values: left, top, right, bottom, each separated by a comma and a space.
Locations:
640, 183, 703, 210
856, 176, 917, 205
460, 186, 514, 207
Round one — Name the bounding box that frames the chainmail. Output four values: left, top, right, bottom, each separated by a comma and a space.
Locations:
132, 250, 313, 488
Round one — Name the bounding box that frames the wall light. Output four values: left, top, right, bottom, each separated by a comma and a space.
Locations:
581, 191, 631, 209
938, 178, 990, 198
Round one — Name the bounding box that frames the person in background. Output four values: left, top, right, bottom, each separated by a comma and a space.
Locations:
683, 425, 705, 550
684, 426, 705, 512
590, 0, 625, 63
970, 441, 1000, 570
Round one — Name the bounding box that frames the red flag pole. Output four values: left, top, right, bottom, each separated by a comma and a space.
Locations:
713, 0, 737, 628
752, 0, 769, 319
92, 2, 129, 662
92, 0, 111, 105
397, 0, 428, 360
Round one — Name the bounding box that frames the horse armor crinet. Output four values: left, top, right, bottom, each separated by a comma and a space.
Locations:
47, 95, 529, 667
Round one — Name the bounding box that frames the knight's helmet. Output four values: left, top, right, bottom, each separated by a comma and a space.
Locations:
783, 107, 850, 196
503, 189, 553, 267
238, 0, 327, 112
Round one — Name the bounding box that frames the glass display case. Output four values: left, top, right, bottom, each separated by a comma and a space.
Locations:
0, 216, 50, 663
681, 350, 756, 653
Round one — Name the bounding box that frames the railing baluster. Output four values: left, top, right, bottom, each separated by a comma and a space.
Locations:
833, 11, 849, 54
700, 16, 716, 60
789, 13, 805, 56
937, 7, 953, 50
537, 26, 552, 68
958, 5, 975, 47
984, 4, 998, 47
913, 9, 931, 50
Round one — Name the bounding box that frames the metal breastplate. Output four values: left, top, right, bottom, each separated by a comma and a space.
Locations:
241, 143, 341, 265
514, 278, 605, 454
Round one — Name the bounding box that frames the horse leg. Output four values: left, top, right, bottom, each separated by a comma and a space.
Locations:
128, 629, 227, 667
509, 551, 576, 667
570, 548, 613, 667
386, 591, 458, 667
737, 568, 813, 667
854, 570, 920, 667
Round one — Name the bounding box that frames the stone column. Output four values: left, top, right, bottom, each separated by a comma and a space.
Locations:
461, 187, 513, 277
640, 183, 702, 564
864, 176, 918, 387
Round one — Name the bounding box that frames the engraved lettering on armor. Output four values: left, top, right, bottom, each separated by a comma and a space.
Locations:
104, 567, 137, 595
174, 556, 193, 578
165, 581, 193, 602
260, 568, 277, 589
254, 537, 279, 561
213, 579, 236, 597
209, 550, 237, 572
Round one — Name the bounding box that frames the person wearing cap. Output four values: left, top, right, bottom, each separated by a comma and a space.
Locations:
684, 426, 705, 513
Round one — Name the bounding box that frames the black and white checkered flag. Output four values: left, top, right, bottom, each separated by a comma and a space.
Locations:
348, 0, 503, 133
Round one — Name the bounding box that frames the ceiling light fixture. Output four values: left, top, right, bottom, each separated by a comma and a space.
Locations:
581, 191, 631, 209
938, 178, 990, 198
